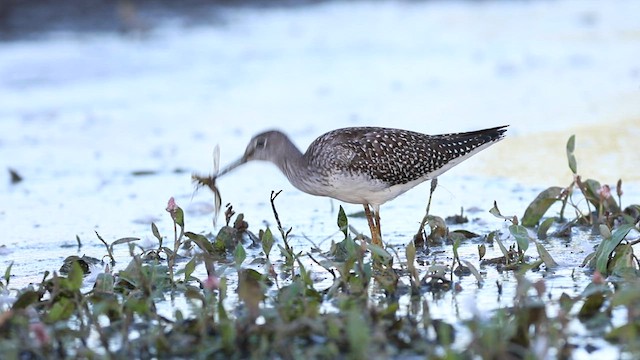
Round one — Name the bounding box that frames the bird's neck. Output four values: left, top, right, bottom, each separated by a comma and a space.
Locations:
272, 138, 305, 180
273, 141, 323, 195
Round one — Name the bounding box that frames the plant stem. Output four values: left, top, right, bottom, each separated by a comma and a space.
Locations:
416, 178, 438, 239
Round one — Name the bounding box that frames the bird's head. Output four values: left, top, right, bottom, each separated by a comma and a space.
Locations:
216, 130, 291, 178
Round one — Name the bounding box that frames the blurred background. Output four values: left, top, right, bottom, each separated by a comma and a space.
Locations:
1, 0, 638, 184
0, 0, 303, 36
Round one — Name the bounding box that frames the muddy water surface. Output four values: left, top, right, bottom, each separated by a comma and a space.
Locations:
1, 1, 639, 357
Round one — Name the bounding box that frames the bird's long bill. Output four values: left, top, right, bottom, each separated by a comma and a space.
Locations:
215, 157, 247, 178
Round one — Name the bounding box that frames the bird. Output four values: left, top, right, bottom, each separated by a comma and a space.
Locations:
212, 125, 507, 246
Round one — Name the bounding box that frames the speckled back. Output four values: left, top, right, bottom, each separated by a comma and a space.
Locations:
304, 126, 507, 186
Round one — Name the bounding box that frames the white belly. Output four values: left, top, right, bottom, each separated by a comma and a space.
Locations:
306, 172, 429, 206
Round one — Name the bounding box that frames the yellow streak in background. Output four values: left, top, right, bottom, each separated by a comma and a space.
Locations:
470, 118, 640, 186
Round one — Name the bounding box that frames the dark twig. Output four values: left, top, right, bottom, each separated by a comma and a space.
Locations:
270, 190, 285, 236
415, 178, 438, 240
95, 231, 115, 266
270, 190, 294, 255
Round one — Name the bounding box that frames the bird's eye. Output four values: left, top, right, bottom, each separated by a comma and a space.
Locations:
255, 138, 267, 148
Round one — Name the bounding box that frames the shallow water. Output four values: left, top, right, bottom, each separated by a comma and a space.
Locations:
1, 0, 639, 357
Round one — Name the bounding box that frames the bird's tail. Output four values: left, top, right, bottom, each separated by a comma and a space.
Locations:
434, 125, 508, 154
439, 125, 508, 145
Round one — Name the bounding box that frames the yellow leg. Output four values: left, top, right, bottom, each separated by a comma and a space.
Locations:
363, 204, 382, 246
374, 208, 381, 238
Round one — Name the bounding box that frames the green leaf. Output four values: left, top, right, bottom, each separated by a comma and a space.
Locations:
609, 244, 636, 278
599, 224, 612, 238
622, 205, 640, 225
278, 244, 294, 265
218, 277, 228, 301
432, 320, 455, 346
151, 222, 162, 242
220, 318, 236, 352
347, 309, 370, 358
406, 241, 416, 267
450, 229, 479, 239
109, 237, 140, 258
452, 237, 461, 262
478, 244, 486, 261
509, 225, 530, 252
262, 227, 274, 257
234, 243, 246, 267
582, 179, 602, 207
175, 207, 185, 228
532, 239, 558, 268
489, 202, 502, 218
537, 217, 556, 240
448, 231, 467, 244
611, 285, 640, 307
366, 243, 392, 263
578, 284, 608, 320
185, 232, 216, 254
12, 290, 41, 310
559, 292, 575, 313
111, 237, 140, 247
238, 269, 265, 319
521, 187, 563, 227
184, 257, 196, 282
406, 241, 418, 288
566, 134, 575, 153
295, 257, 314, 288
3, 261, 13, 286
495, 233, 510, 261
489, 201, 516, 223
67, 261, 84, 291
47, 298, 75, 323
94, 273, 115, 294
337, 205, 348, 238
233, 213, 245, 229
581, 179, 620, 213
566, 135, 577, 174
124, 297, 151, 316
591, 224, 634, 274
606, 324, 640, 344
461, 260, 483, 284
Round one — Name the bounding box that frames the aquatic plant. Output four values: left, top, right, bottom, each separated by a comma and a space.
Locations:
1, 135, 639, 358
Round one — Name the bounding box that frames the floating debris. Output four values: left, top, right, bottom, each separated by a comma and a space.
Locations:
130, 170, 157, 176
192, 145, 222, 225
8, 168, 23, 184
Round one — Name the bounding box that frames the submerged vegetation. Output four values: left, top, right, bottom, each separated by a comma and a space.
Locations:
1, 135, 639, 359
